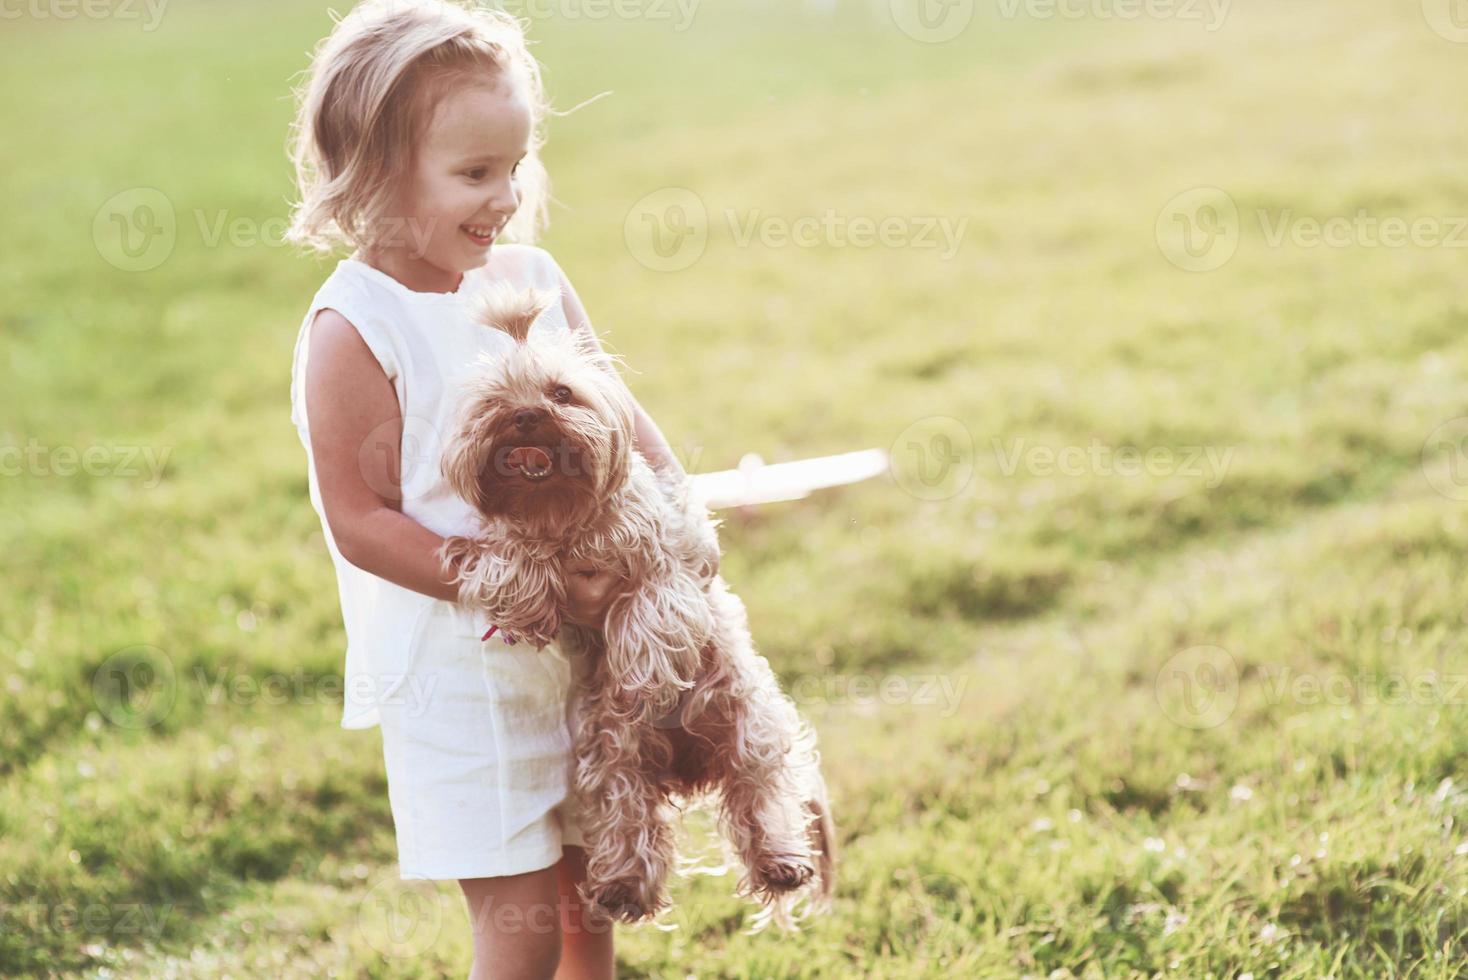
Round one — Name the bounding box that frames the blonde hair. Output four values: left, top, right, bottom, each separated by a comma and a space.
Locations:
285, 0, 552, 254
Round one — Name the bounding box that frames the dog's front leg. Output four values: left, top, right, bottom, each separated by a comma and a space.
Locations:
653, 467, 722, 585
600, 559, 712, 711
438, 533, 565, 649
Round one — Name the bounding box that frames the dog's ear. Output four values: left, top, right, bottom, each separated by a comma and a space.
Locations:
440, 401, 495, 516
471, 283, 562, 343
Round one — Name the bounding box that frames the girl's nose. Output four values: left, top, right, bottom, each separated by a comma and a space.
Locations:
487, 179, 519, 219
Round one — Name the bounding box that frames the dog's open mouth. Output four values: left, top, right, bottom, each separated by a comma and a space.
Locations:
506, 445, 554, 482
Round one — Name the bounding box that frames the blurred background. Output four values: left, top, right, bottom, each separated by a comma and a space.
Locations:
3, 0, 1467, 975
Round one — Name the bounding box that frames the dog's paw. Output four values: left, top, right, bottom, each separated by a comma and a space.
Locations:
755, 856, 815, 894
589, 882, 653, 923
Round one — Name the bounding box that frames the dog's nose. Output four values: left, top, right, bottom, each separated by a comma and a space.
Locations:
513, 408, 543, 431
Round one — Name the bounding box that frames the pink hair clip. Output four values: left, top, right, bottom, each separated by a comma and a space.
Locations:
481, 623, 518, 645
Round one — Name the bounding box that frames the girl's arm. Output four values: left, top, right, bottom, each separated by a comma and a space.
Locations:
551, 260, 687, 479
304, 308, 463, 603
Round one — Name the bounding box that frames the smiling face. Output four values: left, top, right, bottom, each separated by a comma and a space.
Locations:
365, 71, 532, 292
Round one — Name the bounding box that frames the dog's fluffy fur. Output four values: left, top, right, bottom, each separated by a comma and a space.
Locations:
437, 283, 837, 930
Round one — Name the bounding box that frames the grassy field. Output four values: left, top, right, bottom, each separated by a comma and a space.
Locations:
2, 0, 1467, 975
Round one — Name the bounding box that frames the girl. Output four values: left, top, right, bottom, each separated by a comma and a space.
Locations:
284, 2, 685, 976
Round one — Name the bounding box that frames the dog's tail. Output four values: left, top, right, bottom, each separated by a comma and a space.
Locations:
807, 772, 839, 912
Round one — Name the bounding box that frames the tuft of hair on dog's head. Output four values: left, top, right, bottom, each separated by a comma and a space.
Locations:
471, 282, 561, 344
469, 281, 625, 376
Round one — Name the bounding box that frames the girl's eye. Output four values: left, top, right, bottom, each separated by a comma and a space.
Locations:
551, 385, 572, 404
464, 162, 522, 181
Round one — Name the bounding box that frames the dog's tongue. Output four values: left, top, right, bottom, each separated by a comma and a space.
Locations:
507, 446, 552, 472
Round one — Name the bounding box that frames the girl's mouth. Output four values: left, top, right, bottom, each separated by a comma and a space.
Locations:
462, 223, 497, 247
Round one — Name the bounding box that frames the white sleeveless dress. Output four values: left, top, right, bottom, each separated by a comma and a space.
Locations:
288, 245, 586, 878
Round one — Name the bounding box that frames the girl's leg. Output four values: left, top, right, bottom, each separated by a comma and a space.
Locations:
459, 866, 563, 980
554, 846, 615, 980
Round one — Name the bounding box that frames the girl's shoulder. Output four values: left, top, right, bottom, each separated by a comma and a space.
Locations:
308, 256, 394, 313
483, 243, 565, 292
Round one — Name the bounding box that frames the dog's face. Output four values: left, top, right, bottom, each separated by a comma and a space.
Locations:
443, 284, 638, 531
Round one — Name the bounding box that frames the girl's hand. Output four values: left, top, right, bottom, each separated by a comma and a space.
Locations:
564, 561, 624, 630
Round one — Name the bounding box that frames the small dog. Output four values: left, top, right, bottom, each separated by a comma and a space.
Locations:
437, 283, 837, 929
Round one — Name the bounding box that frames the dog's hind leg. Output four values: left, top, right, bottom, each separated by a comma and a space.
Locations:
573, 703, 681, 923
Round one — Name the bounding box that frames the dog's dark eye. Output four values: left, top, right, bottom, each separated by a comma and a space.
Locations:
551, 384, 573, 404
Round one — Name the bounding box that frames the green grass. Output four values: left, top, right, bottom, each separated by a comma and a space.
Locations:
2, 0, 1466, 975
